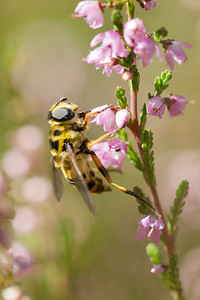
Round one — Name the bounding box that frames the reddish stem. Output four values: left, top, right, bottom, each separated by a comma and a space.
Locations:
129, 79, 174, 257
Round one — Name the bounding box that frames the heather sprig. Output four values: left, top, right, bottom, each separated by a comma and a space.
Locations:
73, 1, 193, 299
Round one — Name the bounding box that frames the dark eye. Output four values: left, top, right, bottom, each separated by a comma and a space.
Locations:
51, 108, 75, 121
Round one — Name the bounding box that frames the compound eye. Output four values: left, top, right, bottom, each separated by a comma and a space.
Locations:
52, 108, 75, 121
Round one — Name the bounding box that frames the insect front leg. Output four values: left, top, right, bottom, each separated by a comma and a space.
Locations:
79, 104, 113, 131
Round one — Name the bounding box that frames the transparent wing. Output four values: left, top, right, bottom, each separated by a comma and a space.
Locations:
63, 144, 97, 216
52, 160, 63, 202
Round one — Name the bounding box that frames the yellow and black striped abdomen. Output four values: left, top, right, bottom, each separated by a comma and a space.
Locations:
61, 152, 111, 194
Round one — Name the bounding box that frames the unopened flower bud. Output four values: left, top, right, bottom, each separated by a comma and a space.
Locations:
121, 70, 133, 81
151, 264, 167, 274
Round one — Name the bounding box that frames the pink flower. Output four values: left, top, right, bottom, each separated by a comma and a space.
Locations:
163, 40, 193, 70
90, 31, 127, 57
142, 0, 157, 11
91, 108, 116, 132
123, 18, 147, 47
123, 19, 162, 66
91, 139, 127, 170
2, 149, 30, 179
84, 30, 129, 76
167, 94, 186, 117
91, 107, 130, 132
14, 125, 43, 152
134, 37, 162, 67
146, 95, 165, 118
116, 109, 130, 129
22, 176, 52, 202
12, 206, 37, 234
137, 215, 164, 244
151, 264, 166, 274
8, 243, 34, 277
91, 141, 109, 167
72, 1, 104, 29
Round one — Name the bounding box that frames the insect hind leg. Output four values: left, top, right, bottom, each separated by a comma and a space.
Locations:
88, 149, 158, 215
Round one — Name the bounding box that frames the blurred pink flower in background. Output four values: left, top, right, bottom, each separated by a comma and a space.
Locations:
72, 1, 104, 29
22, 176, 52, 203
8, 242, 34, 277
12, 206, 37, 234
2, 149, 30, 179
14, 125, 43, 152
2, 286, 22, 300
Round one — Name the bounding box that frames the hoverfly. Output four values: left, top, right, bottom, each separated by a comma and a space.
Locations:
48, 97, 156, 216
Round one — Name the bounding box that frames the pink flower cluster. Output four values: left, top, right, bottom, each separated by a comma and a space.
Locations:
83, 30, 129, 77
137, 214, 164, 244
147, 94, 187, 118
73, 1, 193, 75
90, 106, 129, 170
91, 106, 130, 132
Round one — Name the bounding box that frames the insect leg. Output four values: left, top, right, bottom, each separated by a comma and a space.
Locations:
79, 105, 113, 131
86, 129, 120, 148
89, 150, 158, 216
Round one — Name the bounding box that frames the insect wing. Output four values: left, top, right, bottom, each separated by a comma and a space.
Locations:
52, 160, 63, 201
64, 144, 97, 216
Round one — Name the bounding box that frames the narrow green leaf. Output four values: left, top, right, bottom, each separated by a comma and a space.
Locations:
133, 186, 152, 215
139, 103, 147, 136
131, 65, 140, 91
165, 254, 183, 296
168, 180, 189, 233
127, 141, 144, 171
141, 130, 156, 186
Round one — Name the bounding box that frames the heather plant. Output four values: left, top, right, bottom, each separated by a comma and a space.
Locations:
72, 1, 192, 299
0, 1, 195, 300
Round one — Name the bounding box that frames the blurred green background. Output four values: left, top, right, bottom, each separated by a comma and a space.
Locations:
0, 0, 200, 299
